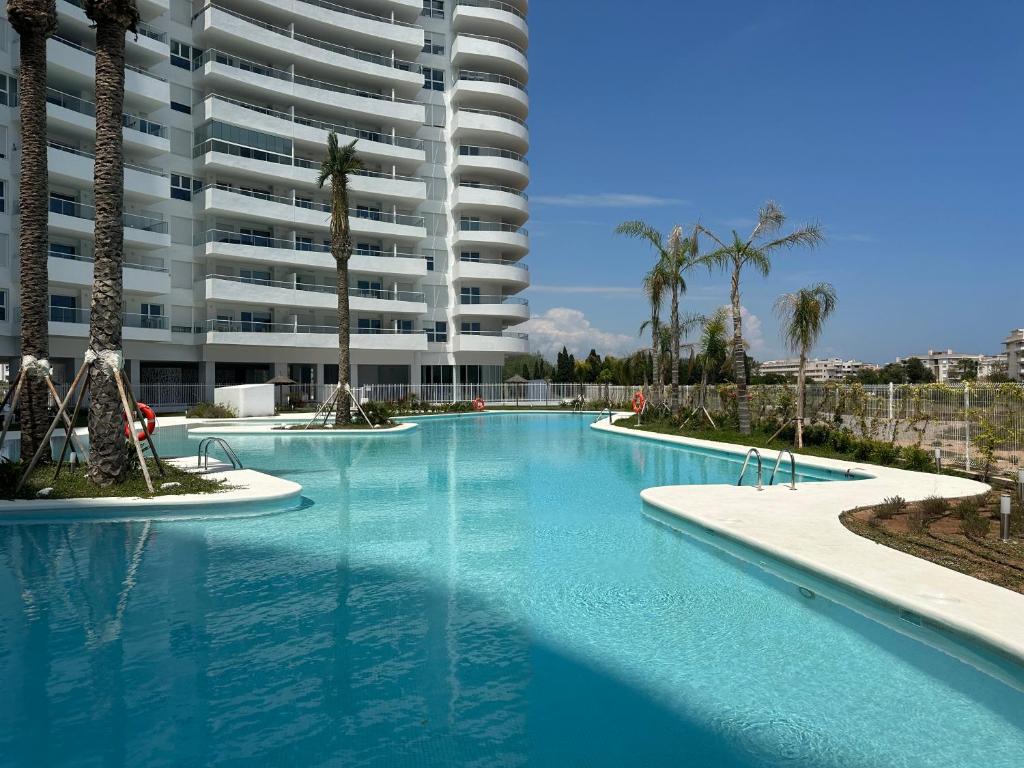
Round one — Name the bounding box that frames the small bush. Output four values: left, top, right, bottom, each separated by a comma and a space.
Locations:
955, 496, 982, 520
852, 439, 874, 462
874, 443, 901, 466
359, 400, 394, 427
827, 429, 854, 454
902, 446, 935, 472
919, 495, 949, 521
875, 495, 907, 520
0, 457, 22, 500
801, 424, 830, 447
960, 510, 990, 538
187, 402, 236, 419
906, 506, 927, 535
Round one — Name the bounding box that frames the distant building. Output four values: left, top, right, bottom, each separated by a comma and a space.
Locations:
758, 358, 879, 383
896, 349, 995, 383
1005, 330, 1024, 381
979, 353, 1008, 380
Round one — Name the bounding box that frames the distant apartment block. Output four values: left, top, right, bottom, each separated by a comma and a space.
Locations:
897, 349, 1004, 383
757, 357, 878, 383
1005, 329, 1024, 381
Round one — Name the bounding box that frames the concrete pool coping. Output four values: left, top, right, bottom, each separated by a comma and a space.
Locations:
591, 414, 1024, 663
187, 421, 418, 437
0, 458, 304, 524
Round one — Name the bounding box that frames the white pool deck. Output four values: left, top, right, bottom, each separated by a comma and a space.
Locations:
592, 414, 1024, 662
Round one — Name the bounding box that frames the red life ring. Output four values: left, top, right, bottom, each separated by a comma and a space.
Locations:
124, 403, 157, 441
631, 391, 646, 414
473, 397, 485, 411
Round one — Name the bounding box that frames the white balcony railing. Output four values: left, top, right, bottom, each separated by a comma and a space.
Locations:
47, 88, 167, 138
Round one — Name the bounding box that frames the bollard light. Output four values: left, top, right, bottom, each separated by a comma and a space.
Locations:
932, 443, 942, 474
1000, 494, 1012, 543
1018, 468, 1024, 506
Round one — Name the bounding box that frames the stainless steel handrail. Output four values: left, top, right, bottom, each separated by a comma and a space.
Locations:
197, 437, 243, 470
769, 449, 798, 490
737, 448, 763, 490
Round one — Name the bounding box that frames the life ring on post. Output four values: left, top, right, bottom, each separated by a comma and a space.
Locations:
472, 397, 485, 412
124, 403, 157, 442
631, 391, 646, 414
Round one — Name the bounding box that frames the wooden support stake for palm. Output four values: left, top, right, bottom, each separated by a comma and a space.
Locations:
44, 377, 88, 460
120, 374, 165, 477
0, 371, 26, 458
52, 372, 89, 481
16, 361, 91, 494
113, 369, 154, 494
305, 387, 337, 430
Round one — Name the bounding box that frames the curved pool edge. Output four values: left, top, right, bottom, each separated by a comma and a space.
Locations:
187, 422, 419, 437
0, 460, 305, 525
589, 418, 1023, 664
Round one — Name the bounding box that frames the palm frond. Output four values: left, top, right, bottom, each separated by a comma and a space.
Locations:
760, 223, 824, 253
750, 200, 784, 242
615, 220, 667, 256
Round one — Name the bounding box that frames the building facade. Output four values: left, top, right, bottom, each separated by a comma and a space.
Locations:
896, 349, 996, 383
1005, 330, 1024, 381
757, 357, 878, 383
0, 0, 530, 392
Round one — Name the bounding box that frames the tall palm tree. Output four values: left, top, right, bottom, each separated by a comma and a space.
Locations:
617, 221, 698, 412
639, 264, 666, 394
774, 283, 837, 448
698, 202, 823, 435
84, 0, 140, 485
318, 133, 363, 426
8, 0, 57, 462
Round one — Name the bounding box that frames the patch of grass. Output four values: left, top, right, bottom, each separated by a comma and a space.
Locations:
11, 459, 227, 501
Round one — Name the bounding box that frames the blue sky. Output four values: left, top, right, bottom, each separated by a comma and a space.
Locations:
521, 0, 1023, 363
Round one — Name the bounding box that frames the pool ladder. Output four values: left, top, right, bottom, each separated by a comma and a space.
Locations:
768, 449, 798, 490
736, 448, 764, 490
197, 437, 243, 471
594, 405, 613, 424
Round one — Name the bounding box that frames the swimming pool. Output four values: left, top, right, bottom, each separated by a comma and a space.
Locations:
0, 412, 1021, 767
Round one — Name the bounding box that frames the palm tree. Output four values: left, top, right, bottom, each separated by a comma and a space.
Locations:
84, 0, 140, 485
617, 221, 698, 412
8, 0, 57, 462
698, 202, 823, 435
774, 283, 837, 448
317, 133, 363, 426
639, 264, 666, 395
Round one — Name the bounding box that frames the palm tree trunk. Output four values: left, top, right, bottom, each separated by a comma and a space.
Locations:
730, 266, 751, 435
86, 20, 128, 485
669, 283, 680, 412
14, 28, 51, 462
334, 252, 351, 426
796, 350, 806, 448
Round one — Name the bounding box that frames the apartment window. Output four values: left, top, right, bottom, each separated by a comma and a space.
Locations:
460, 216, 481, 231
357, 318, 382, 334
397, 319, 413, 334
49, 243, 78, 259
423, 67, 444, 92
170, 40, 201, 69
356, 242, 382, 256
422, 33, 445, 56
426, 321, 447, 343
240, 311, 271, 332
356, 205, 381, 221
0, 126, 6, 158
461, 251, 481, 262
424, 104, 445, 128
460, 286, 481, 304
239, 269, 271, 285
49, 193, 77, 216
140, 303, 163, 328
171, 173, 200, 201
422, 0, 444, 18
421, 365, 453, 385
50, 294, 77, 323
0, 75, 15, 107
0, 289, 6, 321
0, 180, 5, 213
461, 322, 481, 334
296, 236, 313, 252
357, 279, 383, 298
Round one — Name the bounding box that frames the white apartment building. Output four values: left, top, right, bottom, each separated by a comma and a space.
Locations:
757, 357, 878, 382
0, 0, 530, 393
1004, 329, 1024, 381
896, 349, 994, 383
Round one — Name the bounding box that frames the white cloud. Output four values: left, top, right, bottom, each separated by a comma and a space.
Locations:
723, 305, 766, 355
531, 193, 688, 208
523, 308, 638, 359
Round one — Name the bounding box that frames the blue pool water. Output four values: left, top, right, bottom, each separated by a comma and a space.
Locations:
1, 413, 1022, 767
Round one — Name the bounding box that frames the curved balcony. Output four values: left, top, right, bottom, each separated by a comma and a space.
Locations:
453, 257, 529, 288
453, 181, 528, 222
48, 250, 170, 295
47, 142, 167, 202
453, 0, 528, 49
46, 198, 170, 250
454, 295, 529, 322
202, 320, 428, 351
56, 0, 168, 66
455, 220, 529, 254
453, 108, 529, 155
451, 33, 528, 82
47, 37, 168, 112
237, 0, 423, 56
193, 50, 424, 132
198, 184, 427, 242
193, 5, 422, 96
198, 95, 425, 167
201, 230, 428, 278
202, 274, 427, 315
455, 145, 529, 187
45, 89, 169, 157
453, 70, 529, 118
455, 330, 529, 354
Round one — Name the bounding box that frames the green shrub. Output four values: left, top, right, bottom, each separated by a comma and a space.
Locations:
875, 496, 907, 520
955, 496, 983, 520
187, 402, 236, 419
960, 510, 990, 538
906, 506, 927, 535
0, 457, 22, 500
827, 429, 854, 454
874, 443, 901, 466
360, 400, 394, 426
919, 495, 949, 521
902, 446, 935, 472
802, 424, 830, 447
852, 439, 874, 462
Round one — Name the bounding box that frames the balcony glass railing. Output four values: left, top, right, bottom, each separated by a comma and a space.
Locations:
202, 95, 424, 150
295, 0, 416, 27
46, 88, 168, 138
349, 287, 425, 303
457, 69, 527, 93
457, 33, 526, 55
456, 106, 527, 126
48, 249, 169, 272
458, 180, 528, 199
52, 36, 167, 81
458, 219, 528, 235
200, 183, 426, 227
455, 0, 526, 20
458, 144, 528, 164
459, 255, 528, 269
198, 5, 418, 72
458, 329, 529, 339
204, 318, 337, 334
201, 230, 427, 261
48, 305, 169, 329
194, 50, 417, 104
47, 140, 168, 177
458, 294, 529, 305
48, 196, 168, 233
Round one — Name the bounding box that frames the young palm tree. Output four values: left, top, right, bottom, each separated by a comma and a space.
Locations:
317, 133, 363, 425
774, 283, 837, 448
617, 221, 698, 412
84, 0, 140, 485
8, 0, 57, 462
698, 202, 823, 435
639, 264, 667, 395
